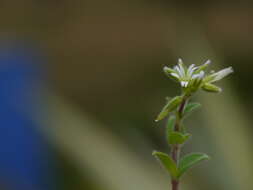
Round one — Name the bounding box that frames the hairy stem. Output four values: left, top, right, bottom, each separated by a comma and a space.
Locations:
170, 97, 188, 190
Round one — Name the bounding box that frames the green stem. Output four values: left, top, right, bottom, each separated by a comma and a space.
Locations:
170, 96, 188, 190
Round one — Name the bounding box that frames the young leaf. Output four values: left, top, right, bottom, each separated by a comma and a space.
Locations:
183, 102, 201, 118
178, 153, 210, 178
166, 116, 176, 142
155, 96, 183, 122
168, 132, 191, 145
152, 151, 178, 179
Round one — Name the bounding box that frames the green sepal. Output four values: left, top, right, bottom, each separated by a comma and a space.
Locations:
178, 153, 210, 178
190, 78, 203, 91
163, 67, 176, 75
203, 74, 216, 83
163, 66, 180, 82
155, 96, 183, 122
183, 78, 203, 96
152, 151, 178, 179
202, 83, 222, 93
168, 132, 191, 145
183, 102, 201, 118
193, 60, 211, 74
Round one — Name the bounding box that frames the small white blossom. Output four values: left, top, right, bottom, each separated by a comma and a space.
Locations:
164, 59, 208, 87
163, 59, 233, 94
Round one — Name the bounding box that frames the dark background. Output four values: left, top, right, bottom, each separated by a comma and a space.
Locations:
0, 1, 252, 189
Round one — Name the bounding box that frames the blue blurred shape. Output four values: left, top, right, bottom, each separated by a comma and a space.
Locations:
0, 45, 54, 190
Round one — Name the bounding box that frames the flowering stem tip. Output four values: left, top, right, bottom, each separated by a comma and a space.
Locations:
153, 59, 233, 190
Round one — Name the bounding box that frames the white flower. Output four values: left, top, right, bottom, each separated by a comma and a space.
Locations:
163, 58, 233, 93
164, 59, 207, 87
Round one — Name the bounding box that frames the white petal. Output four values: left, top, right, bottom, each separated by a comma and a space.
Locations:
163, 66, 169, 71
188, 64, 195, 71
178, 64, 185, 77
181, 81, 188, 87
174, 65, 179, 72
170, 73, 180, 79
198, 71, 205, 79
192, 71, 205, 79
204, 59, 211, 65
163, 66, 175, 74
192, 74, 199, 79
187, 64, 196, 76
195, 60, 211, 72
174, 65, 182, 76
176, 58, 186, 76
178, 58, 183, 64
211, 67, 233, 82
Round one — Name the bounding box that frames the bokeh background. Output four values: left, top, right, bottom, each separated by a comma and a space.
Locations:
0, 0, 252, 189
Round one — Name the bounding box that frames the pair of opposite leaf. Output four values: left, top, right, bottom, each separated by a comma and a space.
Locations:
153, 151, 210, 180
154, 101, 206, 180
166, 102, 201, 145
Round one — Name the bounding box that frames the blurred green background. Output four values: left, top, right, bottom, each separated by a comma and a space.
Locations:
1, 0, 253, 189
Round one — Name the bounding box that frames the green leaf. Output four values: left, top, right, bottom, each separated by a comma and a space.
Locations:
155, 96, 183, 122
152, 151, 178, 179
168, 132, 191, 145
178, 153, 210, 178
166, 116, 176, 141
183, 102, 201, 118
202, 83, 222, 93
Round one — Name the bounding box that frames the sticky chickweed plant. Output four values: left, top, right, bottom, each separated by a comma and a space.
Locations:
153, 59, 233, 190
